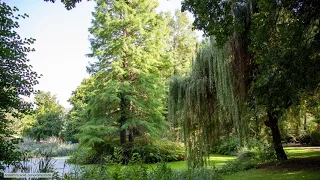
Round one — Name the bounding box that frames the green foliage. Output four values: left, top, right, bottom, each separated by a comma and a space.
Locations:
180, 0, 320, 162
217, 159, 257, 175
213, 138, 240, 156
169, 38, 246, 167
68, 147, 96, 164
237, 142, 276, 162
310, 131, 320, 146
75, 0, 172, 150
64, 162, 221, 180
44, 0, 89, 10
182, 0, 243, 46
69, 138, 185, 164
0, 138, 23, 165
169, 41, 219, 167
132, 139, 185, 163
251, 0, 320, 111
0, 2, 39, 164
61, 78, 93, 143
23, 91, 65, 140
170, 10, 197, 76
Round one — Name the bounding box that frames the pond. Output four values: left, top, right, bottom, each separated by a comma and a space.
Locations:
2, 157, 78, 177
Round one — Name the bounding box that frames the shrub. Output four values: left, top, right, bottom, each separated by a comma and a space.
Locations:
132, 139, 185, 163
283, 135, 296, 143
212, 137, 240, 156
237, 141, 276, 162
69, 138, 185, 164
310, 131, 320, 146
68, 147, 99, 164
64, 163, 221, 180
217, 159, 257, 175
298, 134, 311, 145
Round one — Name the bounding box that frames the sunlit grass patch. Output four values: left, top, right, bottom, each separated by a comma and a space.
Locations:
148, 154, 236, 170
208, 154, 237, 168
284, 147, 320, 158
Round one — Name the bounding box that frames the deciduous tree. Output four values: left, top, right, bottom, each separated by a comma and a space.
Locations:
24, 91, 64, 142
0, 2, 39, 164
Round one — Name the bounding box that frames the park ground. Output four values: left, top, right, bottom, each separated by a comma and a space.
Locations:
159, 146, 320, 180
50, 146, 320, 179
224, 147, 320, 180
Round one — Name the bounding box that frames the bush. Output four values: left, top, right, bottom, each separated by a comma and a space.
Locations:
132, 139, 185, 163
298, 134, 311, 145
310, 131, 320, 146
69, 138, 185, 164
212, 137, 240, 156
217, 159, 257, 175
64, 163, 221, 180
237, 141, 276, 162
283, 135, 296, 143
68, 147, 100, 164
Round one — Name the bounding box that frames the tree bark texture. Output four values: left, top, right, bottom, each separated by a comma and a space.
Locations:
266, 110, 288, 160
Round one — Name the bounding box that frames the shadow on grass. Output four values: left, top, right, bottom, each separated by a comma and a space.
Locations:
224, 147, 320, 180
224, 168, 320, 180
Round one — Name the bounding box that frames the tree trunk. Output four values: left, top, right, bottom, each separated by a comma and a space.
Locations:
120, 93, 127, 145
128, 128, 134, 142
266, 110, 288, 160
120, 129, 126, 145
36, 135, 40, 143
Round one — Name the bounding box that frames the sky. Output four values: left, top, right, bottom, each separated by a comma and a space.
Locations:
3, 0, 194, 108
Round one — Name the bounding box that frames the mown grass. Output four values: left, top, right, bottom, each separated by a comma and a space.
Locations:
148, 154, 237, 170
285, 147, 320, 158
223, 147, 320, 180
73, 147, 320, 180
223, 169, 320, 180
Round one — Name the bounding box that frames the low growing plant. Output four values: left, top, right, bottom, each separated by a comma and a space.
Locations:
18, 137, 77, 157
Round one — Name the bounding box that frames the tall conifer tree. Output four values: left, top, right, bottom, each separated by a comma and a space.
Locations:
81, 0, 171, 146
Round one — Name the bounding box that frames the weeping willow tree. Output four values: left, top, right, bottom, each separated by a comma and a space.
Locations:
169, 41, 217, 167
169, 38, 248, 167
178, 0, 320, 162
170, 0, 257, 166
168, 0, 260, 167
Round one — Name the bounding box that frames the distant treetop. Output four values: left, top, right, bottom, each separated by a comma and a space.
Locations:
44, 0, 90, 10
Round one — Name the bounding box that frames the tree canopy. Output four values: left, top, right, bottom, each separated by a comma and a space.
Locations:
0, 2, 39, 164
179, 0, 320, 161
76, 0, 172, 151
23, 91, 64, 142
44, 0, 90, 10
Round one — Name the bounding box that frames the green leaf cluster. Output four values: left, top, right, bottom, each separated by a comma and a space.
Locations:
0, 2, 39, 164
23, 91, 64, 141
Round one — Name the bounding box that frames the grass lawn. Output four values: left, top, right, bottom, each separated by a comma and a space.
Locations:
223, 147, 320, 180
223, 168, 320, 180
148, 154, 237, 170
285, 147, 320, 158
78, 147, 320, 180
